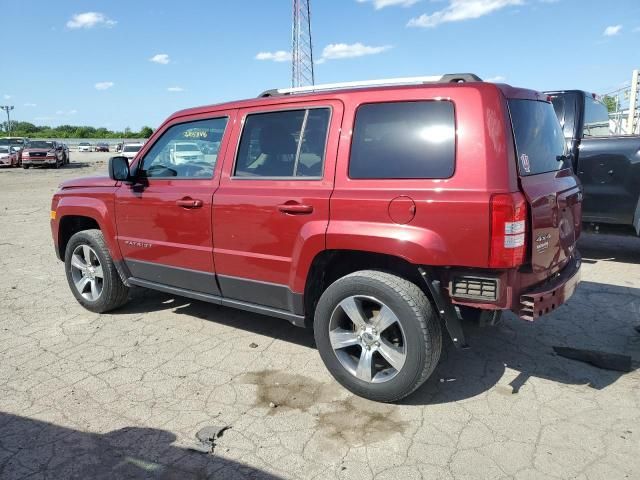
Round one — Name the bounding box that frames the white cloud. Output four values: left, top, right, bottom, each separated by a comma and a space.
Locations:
407, 0, 524, 28
55, 109, 77, 116
485, 75, 506, 82
3, 94, 11, 100
167, 86, 184, 92
150, 54, 170, 64
603, 25, 622, 36
319, 43, 392, 61
95, 81, 114, 90
66, 12, 117, 29
255, 51, 292, 62
356, 0, 420, 9
24, 103, 37, 107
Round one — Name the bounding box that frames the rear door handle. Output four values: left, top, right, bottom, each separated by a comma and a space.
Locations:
176, 198, 203, 209
277, 203, 314, 214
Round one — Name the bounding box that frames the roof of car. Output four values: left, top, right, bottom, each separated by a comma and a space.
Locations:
168, 79, 545, 124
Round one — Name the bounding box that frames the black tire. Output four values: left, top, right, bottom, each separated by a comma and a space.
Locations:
314, 270, 442, 402
64, 229, 129, 313
22, 164, 29, 169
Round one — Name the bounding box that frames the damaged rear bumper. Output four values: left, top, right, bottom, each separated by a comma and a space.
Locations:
517, 252, 581, 321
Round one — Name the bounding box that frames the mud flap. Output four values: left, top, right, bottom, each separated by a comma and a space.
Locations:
418, 267, 469, 349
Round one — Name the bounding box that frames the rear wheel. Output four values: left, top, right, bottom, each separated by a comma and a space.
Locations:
64, 229, 129, 313
314, 270, 442, 402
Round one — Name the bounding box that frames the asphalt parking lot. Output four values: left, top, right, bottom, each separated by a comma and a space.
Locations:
1, 152, 639, 480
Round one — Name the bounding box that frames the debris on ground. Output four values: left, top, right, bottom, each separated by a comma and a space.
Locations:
249, 342, 259, 348
439, 377, 457, 383
187, 425, 232, 454
553, 346, 632, 372
269, 402, 277, 408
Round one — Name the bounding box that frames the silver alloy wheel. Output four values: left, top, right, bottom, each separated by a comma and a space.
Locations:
328, 295, 407, 383
70, 244, 104, 301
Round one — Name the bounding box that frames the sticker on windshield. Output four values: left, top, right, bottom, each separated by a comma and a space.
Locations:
520, 153, 530, 173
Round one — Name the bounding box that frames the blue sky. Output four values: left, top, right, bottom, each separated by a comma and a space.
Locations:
2, 0, 638, 130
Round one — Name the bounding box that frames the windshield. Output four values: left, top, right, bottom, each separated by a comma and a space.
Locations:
0, 139, 23, 147
28, 141, 54, 149
0, 147, 10, 154
176, 143, 199, 152
508, 99, 567, 176
79, 142, 90, 146
123, 145, 142, 153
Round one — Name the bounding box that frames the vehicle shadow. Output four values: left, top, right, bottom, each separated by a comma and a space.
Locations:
579, 230, 640, 265
62, 162, 92, 169
0, 411, 284, 479
118, 279, 638, 405
119, 288, 316, 349
404, 279, 640, 405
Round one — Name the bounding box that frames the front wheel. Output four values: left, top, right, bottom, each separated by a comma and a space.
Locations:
314, 270, 442, 402
64, 229, 129, 313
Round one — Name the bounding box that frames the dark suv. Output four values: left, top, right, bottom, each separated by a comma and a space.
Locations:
50, 74, 582, 402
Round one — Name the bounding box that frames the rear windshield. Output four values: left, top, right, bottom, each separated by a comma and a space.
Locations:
175, 143, 199, 152
583, 96, 610, 137
123, 145, 142, 152
508, 99, 567, 176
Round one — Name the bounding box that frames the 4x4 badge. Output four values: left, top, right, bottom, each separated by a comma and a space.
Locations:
520, 153, 530, 173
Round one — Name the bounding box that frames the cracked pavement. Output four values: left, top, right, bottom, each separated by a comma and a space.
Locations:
1, 153, 639, 479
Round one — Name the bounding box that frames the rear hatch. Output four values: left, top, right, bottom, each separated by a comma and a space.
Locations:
508, 99, 582, 274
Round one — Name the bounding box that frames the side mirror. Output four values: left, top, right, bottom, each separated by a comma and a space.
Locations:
109, 156, 130, 181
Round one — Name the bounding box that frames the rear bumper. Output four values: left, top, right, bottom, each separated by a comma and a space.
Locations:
517, 252, 581, 321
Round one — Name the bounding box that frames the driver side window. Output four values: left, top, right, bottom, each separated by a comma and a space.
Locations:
139, 117, 228, 179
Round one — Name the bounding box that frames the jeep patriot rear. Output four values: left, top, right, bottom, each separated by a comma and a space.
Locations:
50, 74, 582, 402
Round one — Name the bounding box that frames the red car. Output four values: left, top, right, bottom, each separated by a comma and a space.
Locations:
22, 140, 68, 169
95, 143, 110, 152
50, 74, 582, 401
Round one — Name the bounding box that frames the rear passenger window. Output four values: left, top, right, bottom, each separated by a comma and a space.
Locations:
234, 108, 330, 178
349, 101, 455, 179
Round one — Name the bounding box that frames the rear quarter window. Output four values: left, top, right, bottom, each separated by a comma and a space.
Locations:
349, 100, 455, 179
508, 99, 567, 176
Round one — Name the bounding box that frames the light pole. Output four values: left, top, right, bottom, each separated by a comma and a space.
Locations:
1, 105, 14, 136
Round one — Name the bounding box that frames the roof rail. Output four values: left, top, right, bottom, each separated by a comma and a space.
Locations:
258, 73, 482, 97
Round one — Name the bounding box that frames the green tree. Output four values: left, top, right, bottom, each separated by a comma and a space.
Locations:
602, 95, 617, 113
139, 126, 154, 138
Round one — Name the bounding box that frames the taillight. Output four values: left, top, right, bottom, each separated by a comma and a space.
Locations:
489, 193, 528, 268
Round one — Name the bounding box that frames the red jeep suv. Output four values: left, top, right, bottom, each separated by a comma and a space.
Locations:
50, 74, 582, 402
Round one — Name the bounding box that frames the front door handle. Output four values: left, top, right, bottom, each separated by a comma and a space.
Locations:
176, 198, 203, 209
277, 203, 314, 215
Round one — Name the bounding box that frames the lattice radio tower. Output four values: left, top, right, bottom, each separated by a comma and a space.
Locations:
292, 0, 315, 88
